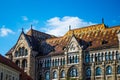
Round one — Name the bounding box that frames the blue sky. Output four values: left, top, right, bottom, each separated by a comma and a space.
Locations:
0, 0, 120, 55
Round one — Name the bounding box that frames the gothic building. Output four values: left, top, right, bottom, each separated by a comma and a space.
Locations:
6, 23, 120, 80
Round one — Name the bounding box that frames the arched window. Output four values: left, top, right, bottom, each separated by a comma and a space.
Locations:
105, 53, 109, 61
55, 59, 58, 66
116, 51, 119, 60
69, 67, 78, 77
109, 52, 113, 60
63, 58, 65, 65
91, 54, 93, 62
85, 54, 90, 63
24, 49, 28, 56
15, 51, 18, 57
117, 65, 120, 74
96, 67, 102, 76
98, 53, 101, 62
22, 59, 27, 69
45, 71, 50, 80
21, 47, 24, 56
53, 71, 57, 79
0, 72, 3, 80
52, 59, 55, 67
15, 60, 20, 67
106, 66, 112, 75
19, 47, 22, 56
75, 55, 79, 63
86, 67, 91, 77
61, 70, 65, 78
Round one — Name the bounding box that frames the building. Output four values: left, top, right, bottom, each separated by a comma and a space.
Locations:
0, 54, 32, 80
5, 23, 120, 80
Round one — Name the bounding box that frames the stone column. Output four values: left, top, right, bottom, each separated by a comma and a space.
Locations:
113, 61, 116, 80
79, 50, 83, 80
91, 63, 95, 80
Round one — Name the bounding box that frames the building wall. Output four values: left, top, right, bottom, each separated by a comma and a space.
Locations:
0, 63, 20, 80
36, 46, 120, 80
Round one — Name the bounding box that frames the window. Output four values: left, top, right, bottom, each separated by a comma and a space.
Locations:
96, 67, 102, 76
24, 49, 28, 56
91, 54, 93, 62
15, 60, 20, 67
105, 53, 109, 61
106, 66, 112, 75
45, 71, 50, 80
75, 55, 79, 63
61, 70, 65, 78
69, 67, 78, 77
53, 71, 57, 79
109, 52, 113, 60
63, 58, 65, 65
85, 54, 90, 63
116, 51, 119, 60
86, 67, 91, 77
15, 47, 28, 57
0, 72, 3, 80
117, 65, 120, 74
22, 59, 27, 69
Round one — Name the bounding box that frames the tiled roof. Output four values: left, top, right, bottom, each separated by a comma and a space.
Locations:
6, 24, 120, 56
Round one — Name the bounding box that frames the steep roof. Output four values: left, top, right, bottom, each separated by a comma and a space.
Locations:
6, 24, 120, 56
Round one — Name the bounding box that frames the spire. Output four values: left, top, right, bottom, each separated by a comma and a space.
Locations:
30, 24, 33, 36
69, 25, 71, 31
102, 18, 104, 24
22, 27, 24, 33
31, 24, 33, 30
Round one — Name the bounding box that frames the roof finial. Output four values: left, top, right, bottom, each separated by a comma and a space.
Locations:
22, 27, 24, 32
102, 18, 104, 24
69, 25, 71, 31
31, 24, 33, 30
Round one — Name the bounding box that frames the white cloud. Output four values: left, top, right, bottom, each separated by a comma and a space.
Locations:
22, 16, 28, 21
0, 25, 14, 37
44, 16, 96, 36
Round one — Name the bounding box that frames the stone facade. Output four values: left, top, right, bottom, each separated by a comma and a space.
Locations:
6, 23, 120, 80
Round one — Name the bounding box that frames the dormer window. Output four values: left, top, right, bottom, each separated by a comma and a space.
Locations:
102, 40, 108, 45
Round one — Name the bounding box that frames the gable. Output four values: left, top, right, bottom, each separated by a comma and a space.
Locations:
67, 36, 82, 52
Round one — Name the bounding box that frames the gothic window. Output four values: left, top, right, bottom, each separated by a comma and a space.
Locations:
15, 51, 18, 57
15, 60, 20, 67
105, 53, 109, 61
0, 72, 3, 80
109, 52, 113, 60
47, 60, 49, 67
45, 71, 50, 80
116, 51, 120, 60
60, 58, 62, 66
86, 67, 91, 77
70, 56, 72, 63
52, 59, 55, 67
75, 55, 79, 63
106, 66, 112, 75
69, 67, 78, 77
117, 65, 120, 74
21, 47, 24, 56
19, 48, 22, 56
98, 53, 101, 62
63, 58, 65, 65
96, 67, 102, 76
91, 54, 93, 62
85, 54, 90, 63
22, 59, 27, 69
61, 70, 65, 78
53, 71, 57, 79
55, 59, 58, 66
24, 49, 28, 56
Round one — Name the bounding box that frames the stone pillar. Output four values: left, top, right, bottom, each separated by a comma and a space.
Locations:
102, 62, 105, 80
113, 61, 116, 80
79, 50, 83, 80
91, 63, 95, 80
